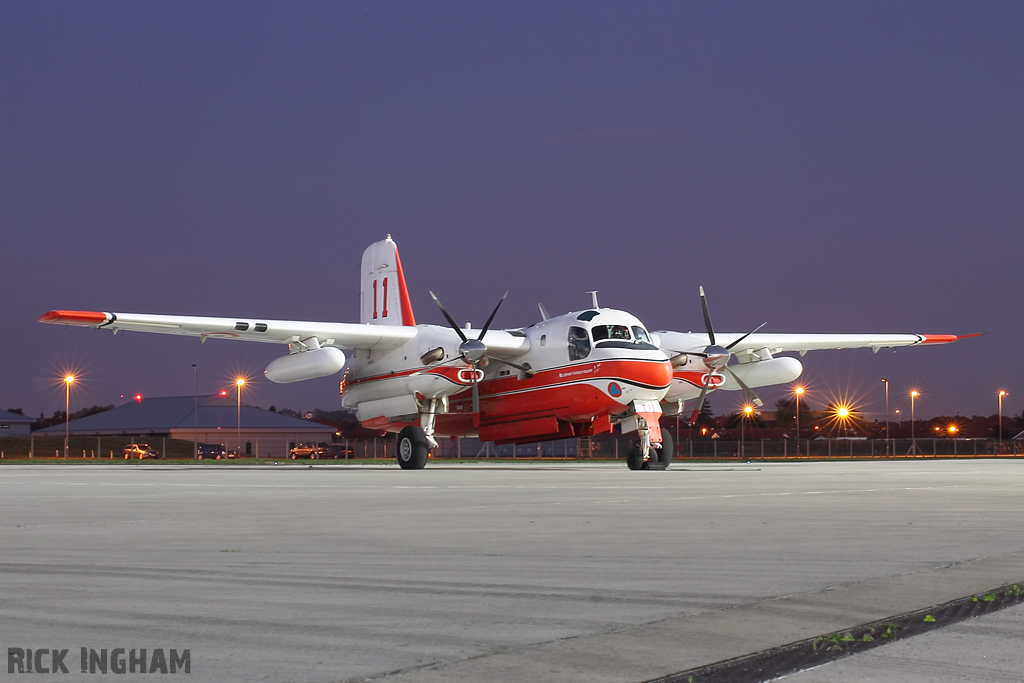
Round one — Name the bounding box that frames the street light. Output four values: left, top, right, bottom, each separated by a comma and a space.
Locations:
881, 378, 889, 455
998, 390, 1008, 445
794, 386, 805, 457
835, 405, 852, 439
910, 390, 919, 455
64, 375, 74, 460
192, 365, 199, 460
741, 405, 753, 459
236, 378, 245, 458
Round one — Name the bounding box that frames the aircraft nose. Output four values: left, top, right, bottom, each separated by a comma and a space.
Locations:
626, 356, 673, 397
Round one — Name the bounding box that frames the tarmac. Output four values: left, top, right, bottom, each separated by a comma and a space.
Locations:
0, 459, 1022, 682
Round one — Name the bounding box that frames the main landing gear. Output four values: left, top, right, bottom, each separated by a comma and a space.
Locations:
396, 398, 442, 470
397, 425, 429, 469
626, 422, 674, 471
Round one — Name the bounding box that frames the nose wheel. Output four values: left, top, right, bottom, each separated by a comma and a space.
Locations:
626, 424, 673, 471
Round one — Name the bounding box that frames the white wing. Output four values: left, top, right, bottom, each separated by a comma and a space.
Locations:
655, 330, 981, 359
39, 310, 417, 350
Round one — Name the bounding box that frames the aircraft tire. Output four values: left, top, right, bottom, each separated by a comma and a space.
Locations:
397, 426, 429, 470
626, 444, 645, 470
658, 430, 674, 468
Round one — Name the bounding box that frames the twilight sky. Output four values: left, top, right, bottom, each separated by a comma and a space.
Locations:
2, 1, 1022, 422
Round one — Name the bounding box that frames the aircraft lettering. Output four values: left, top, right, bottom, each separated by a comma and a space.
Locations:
558, 367, 595, 379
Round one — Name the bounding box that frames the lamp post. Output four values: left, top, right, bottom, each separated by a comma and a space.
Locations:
910, 390, 919, 455
64, 375, 74, 459
794, 386, 804, 457
895, 408, 901, 427
741, 405, 753, 460
193, 365, 199, 460
998, 390, 1008, 445
881, 378, 889, 456
236, 378, 245, 457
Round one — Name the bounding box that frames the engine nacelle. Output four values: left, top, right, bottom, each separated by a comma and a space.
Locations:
265, 347, 346, 384
720, 357, 803, 391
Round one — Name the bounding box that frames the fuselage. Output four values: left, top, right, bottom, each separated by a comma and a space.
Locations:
342, 308, 673, 440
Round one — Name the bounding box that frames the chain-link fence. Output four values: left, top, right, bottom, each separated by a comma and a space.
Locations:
2, 435, 1020, 462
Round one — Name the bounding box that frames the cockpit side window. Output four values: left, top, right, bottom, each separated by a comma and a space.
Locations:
591, 325, 631, 342
567, 326, 591, 361
632, 326, 651, 344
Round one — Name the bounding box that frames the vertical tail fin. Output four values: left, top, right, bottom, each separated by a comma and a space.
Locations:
360, 236, 416, 326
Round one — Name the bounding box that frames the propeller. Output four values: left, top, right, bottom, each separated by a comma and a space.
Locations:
428, 291, 530, 421
686, 286, 767, 424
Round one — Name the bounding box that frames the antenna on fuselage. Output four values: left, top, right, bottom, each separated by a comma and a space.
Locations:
586, 291, 599, 308
538, 303, 550, 321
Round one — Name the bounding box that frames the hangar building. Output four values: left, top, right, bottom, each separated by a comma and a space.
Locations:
0, 409, 34, 437
36, 395, 333, 458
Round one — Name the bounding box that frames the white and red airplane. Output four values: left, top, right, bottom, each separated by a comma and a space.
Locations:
40, 236, 977, 470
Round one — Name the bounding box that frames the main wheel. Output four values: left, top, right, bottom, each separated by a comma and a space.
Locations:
397, 426, 429, 470
626, 444, 645, 470
656, 430, 674, 468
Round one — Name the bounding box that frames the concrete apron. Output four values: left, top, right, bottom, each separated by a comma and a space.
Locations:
393, 550, 1024, 683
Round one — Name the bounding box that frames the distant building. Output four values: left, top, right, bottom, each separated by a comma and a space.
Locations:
35, 395, 332, 458
0, 409, 33, 437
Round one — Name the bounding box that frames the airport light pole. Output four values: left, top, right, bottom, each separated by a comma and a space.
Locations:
64, 375, 74, 460
741, 405, 753, 459
910, 390, 919, 455
794, 386, 804, 457
998, 390, 1008, 445
881, 378, 889, 456
193, 365, 198, 460
236, 378, 245, 457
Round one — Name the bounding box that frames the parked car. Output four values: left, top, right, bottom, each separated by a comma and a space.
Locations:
320, 444, 354, 459
289, 442, 326, 459
197, 443, 227, 460
124, 443, 159, 459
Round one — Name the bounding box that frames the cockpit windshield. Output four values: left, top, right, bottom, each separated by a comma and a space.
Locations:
632, 326, 651, 344
591, 325, 631, 342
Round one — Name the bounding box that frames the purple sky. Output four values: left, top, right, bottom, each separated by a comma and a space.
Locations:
3, 2, 1022, 422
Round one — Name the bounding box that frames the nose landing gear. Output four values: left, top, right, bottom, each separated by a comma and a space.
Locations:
626, 421, 674, 471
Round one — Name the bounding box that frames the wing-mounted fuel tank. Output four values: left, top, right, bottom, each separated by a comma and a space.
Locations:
719, 357, 802, 391
265, 337, 346, 383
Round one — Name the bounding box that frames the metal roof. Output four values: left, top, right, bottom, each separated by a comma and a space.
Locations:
0, 409, 34, 423
36, 396, 332, 435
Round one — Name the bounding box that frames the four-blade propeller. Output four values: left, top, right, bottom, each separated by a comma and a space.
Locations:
428, 291, 533, 419
684, 286, 766, 425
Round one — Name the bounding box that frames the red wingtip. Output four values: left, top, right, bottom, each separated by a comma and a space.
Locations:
39, 310, 110, 326
919, 333, 984, 345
